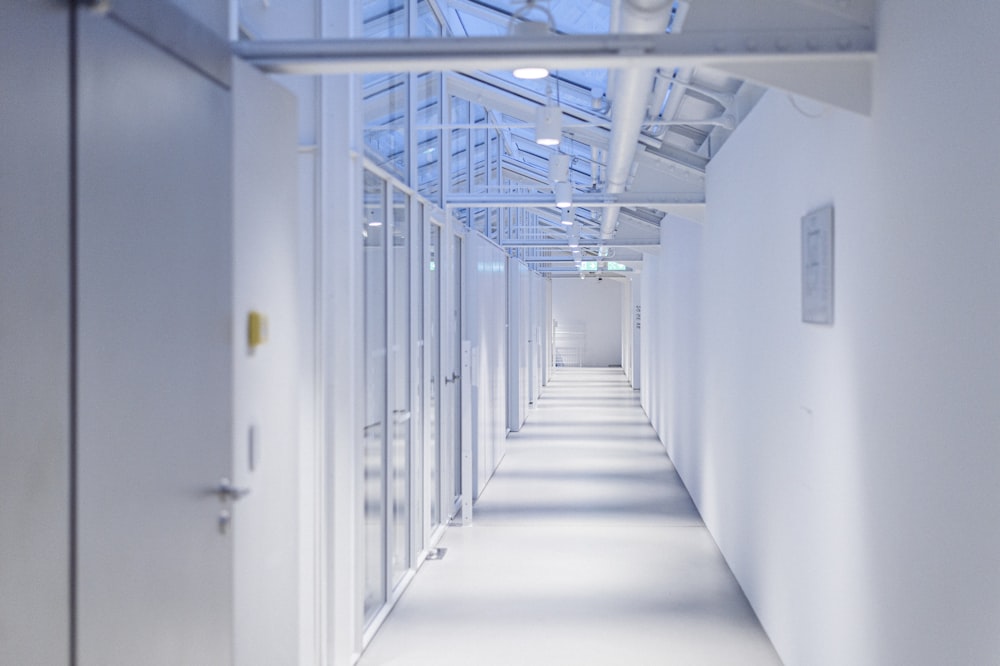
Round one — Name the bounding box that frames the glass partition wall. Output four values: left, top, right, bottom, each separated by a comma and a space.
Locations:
360, 162, 460, 636
357, 0, 556, 641
362, 171, 388, 625
427, 221, 442, 530
334, 0, 674, 657
390, 188, 411, 589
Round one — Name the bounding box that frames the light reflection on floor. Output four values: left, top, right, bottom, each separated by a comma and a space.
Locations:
358, 367, 782, 666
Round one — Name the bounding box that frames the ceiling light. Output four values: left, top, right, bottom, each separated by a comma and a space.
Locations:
548, 153, 571, 182
535, 104, 562, 146
510, 2, 553, 79
513, 66, 549, 80
560, 209, 573, 226
590, 86, 610, 114
554, 181, 572, 208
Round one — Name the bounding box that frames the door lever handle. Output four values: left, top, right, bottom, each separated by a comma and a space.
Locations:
215, 477, 250, 502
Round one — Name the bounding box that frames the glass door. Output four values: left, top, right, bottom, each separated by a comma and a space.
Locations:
450, 234, 464, 509
438, 229, 462, 519
427, 221, 442, 529
389, 187, 411, 588
362, 170, 387, 625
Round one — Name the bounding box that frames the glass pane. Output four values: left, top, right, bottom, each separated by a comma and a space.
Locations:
364, 72, 409, 180
450, 98, 469, 193
364, 0, 408, 180
390, 187, 411, 586
428, 223, 441, 528
411, 205, 425, 539
417, 0, 442, 38
416, 72, 441, 204
363, 0, 407, 38
362, 170, 387, 624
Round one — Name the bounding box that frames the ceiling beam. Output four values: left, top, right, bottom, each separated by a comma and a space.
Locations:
781, 0, 876, 26
234, 29, 874, 74
445, 191, 704, 208
523, 256, 641, 265
545, 269, 634, 277
445, 72, 651, 153
500, 239, 659, 248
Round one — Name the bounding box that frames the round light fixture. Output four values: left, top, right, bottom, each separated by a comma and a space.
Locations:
510, 14, 552, 79
535, 104, 562, 146
549, 153, 571, 182
554, 181, 572, 209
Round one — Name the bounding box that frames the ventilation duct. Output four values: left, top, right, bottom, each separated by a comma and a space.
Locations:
600, 0, 674, 240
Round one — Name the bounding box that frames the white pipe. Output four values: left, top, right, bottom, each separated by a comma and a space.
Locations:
600, 0, 673, 240
651, 67, 692, 125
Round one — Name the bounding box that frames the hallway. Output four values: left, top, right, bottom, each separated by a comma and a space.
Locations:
358, 368, 782, 665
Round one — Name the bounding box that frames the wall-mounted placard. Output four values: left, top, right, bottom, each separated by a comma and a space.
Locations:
802, 205, 834, 325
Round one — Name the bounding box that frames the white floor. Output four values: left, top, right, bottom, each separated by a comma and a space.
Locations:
358, 367, 782, 666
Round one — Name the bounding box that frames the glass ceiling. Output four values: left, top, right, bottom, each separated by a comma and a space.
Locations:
437, 0, 621, 252
444, 0, 612, 93
359, 0, 742, 273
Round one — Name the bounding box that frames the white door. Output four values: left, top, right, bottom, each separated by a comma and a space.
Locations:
75, 10, 234, 665
0, 3, 72, 664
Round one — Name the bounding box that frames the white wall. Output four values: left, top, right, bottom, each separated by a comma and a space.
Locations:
466, 234, 508, 496
621, 275, 641, 389
552, 278, 623, 367
629, 276, 641, 389
0, 4, 71, 663
529, 272, 551, 399
507, 259, 530, 431
641, 3, 1000, 665
510, 265, 551, 424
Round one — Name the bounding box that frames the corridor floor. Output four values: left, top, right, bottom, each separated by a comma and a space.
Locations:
357, 367, 782, 666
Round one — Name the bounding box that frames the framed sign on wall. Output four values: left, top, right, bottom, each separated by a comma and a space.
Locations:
802, 205, 834, 325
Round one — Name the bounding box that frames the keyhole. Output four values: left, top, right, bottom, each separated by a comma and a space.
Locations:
218, 509, 232, 535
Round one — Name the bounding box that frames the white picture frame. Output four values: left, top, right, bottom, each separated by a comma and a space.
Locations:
802, 205, 834, 325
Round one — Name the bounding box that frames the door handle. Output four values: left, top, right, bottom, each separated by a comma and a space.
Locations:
215, 477, 250, 502
444, 372, 460, 384
213, 477, 249, 536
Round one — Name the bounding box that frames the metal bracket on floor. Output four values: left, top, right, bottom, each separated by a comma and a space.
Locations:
426, 548, 448, 561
